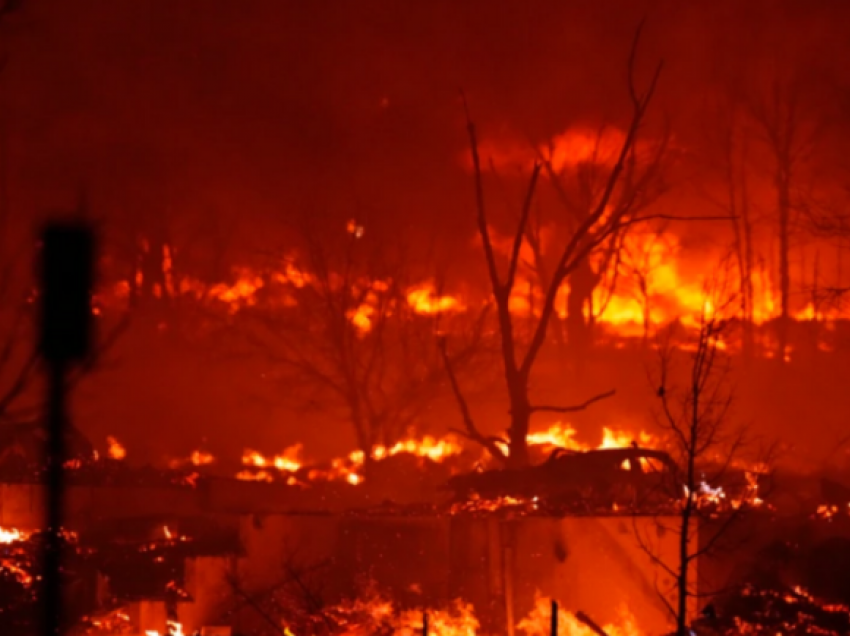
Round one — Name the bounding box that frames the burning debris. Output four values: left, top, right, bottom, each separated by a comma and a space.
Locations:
517, 595, 641, 636
707, 585, 850, 635
271, 584, 480, 636
1, 518, 238, 635
0, 527, 87, 635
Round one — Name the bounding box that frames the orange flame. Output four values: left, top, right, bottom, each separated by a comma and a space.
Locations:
0, 527, 28, 544
407, 282, 463, 315
145, 620, 185, 636
106, 436, 126, 460
527, 423, 656, 454
283, 585, 479, 636
372, 435, 464, 462
517, 593, 643, 636
190, 450, 214, 466
242, 444, 303, 472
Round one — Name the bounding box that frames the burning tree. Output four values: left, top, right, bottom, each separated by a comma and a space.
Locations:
635, 270, 769, 635
446, 23, 666, 467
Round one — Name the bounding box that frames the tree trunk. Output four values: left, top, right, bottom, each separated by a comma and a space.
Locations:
740, 149, 756, 363
507, 407, 531, 468
776, 165, 791, 363
506, 376, 531, 468
677, 505, 691, 636
566, 260, 596, 366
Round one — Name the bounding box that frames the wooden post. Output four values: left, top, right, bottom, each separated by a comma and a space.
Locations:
39, 223, 95, 636
551, 599, 558, 636
422, 610, 428, 636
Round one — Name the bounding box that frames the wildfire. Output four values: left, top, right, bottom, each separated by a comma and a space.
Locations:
145, 620, 185, 636
82, 609, 132, 633
684, 470, 766, 512
237, 436, 463, 485
168, 450, 215, 470
451, 495, 541, 515
814, 504, 849, 521
731, 584, 850, 634
106, 435, 126, 460
527, 423, 655, 454
686, 480, 726, 508
190, 450, 214, 465
516, 593, 642, 636
242, 444, 303, 472
281, 584, 479, 636
407, 282, 463, 315
207, 268, 264, 310
235, 469, 276, 483
0, 526, 29, 544
107, 218, 850, 353
372, 435, 464, 462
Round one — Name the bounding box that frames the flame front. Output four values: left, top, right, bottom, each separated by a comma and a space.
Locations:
516, 593, 642, 636
527, 423, 655, 454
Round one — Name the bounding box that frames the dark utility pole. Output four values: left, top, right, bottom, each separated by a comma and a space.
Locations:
38, 223, 94, 636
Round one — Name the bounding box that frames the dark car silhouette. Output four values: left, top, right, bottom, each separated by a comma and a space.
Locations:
445, 446, 679, 508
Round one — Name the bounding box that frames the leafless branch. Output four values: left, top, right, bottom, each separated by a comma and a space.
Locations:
438, 336, 506, 463
530, 389, 616, 414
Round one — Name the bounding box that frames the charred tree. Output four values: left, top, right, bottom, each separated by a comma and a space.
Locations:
635, 270, 773, 635
456, 23, 664, 467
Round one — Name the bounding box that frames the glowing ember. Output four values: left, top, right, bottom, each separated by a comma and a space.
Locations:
282, 584, 478, 636
82, 609, 132, 632
815, 504, 848, 521
106, 435, 126, 460
236, 469, 275, 483
686, 480, 726, 508
731, 584, 850, 634
451, 495, 541, 514
190, 450, 214, 466
168, 450, 215, 469
145, 620, 185, 636
207, 269, 264, 309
